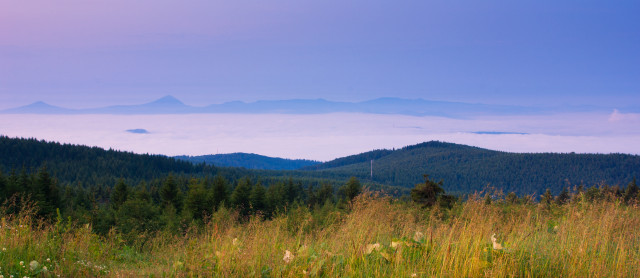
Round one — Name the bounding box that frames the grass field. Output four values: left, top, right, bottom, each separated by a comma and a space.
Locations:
1, 192, 639, 277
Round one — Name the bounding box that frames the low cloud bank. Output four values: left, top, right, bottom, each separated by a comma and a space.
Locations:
1, 112, 638, 161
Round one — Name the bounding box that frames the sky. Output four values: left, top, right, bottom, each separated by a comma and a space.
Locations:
1, 1, 640, 160
1, 1, 639, 110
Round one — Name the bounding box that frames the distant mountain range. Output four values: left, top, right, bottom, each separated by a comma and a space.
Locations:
2, 95, 634, 118
175, 153, 320, 170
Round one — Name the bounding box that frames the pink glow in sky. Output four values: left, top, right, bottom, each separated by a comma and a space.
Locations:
1, 112, 639, 161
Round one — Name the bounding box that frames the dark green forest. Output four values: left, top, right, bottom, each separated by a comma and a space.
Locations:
175, 153, 319, 170
306, 141, 640, 195
2, 136, 639, 196
1, 136, 639, 246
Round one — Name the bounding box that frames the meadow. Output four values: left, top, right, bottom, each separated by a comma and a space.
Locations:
1, 190, 639, 277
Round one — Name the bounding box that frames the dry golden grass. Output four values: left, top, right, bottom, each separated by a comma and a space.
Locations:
2, 192, 639, 277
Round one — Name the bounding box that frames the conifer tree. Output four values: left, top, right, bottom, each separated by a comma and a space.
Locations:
411, 174, 444, 207
341, 177, 362, 202
250, 182, 267, 215
211, 175, 229, 210
231, 177, 253, 217
160, 174, 182, 212
184, 179, 212, 221
111, 179, 129, 210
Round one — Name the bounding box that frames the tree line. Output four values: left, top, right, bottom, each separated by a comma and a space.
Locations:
0, 166, 364, 244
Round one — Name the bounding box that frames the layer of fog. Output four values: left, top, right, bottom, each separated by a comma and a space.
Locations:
1, 111, 639, 161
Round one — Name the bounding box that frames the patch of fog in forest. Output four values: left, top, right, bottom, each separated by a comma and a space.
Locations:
1, 112, 639, 161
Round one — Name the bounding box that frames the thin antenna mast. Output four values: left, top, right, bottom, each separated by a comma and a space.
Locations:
370, 159, 373, 179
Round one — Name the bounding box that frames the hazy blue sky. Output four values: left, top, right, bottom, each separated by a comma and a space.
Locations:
1, 1, 639, 109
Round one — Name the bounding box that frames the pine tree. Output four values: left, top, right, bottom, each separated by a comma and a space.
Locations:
111, 179, 129, 210
211, 175, 229, 210
341, 177, 362, 202
160, 174, 182, 212
33, 166, 59, 218
184, 179, 212, 221
250, 182, 267, 216
231, 177, 253, 217
411, 174, 444, 207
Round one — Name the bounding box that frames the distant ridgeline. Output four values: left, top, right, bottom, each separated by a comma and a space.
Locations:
302, 141, 640, 195
0, 136, 638, 195
175, 153, 320, 170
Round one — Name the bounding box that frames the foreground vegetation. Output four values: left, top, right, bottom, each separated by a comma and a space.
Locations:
2, 188, 639, 277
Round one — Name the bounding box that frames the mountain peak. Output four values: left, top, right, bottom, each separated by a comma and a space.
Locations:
149, 95, 184, 105
1, 101, 72, 114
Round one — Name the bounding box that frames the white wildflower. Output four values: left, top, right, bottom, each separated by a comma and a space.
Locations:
491, 233, 503, 250
19, 261, 24, 266
391, 241, 401, 249
413, 231, 425, 242
29, 260, 39, 271
365, 243, 382, 254
232, 238, 239, 246
283, 250, 294, 264
46, 258, 51, 262
42, 266, 48, 271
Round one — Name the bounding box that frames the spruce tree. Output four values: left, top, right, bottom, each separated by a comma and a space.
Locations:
250, 182, 267, 215
211, 175, 229, 210
184, 179, 212, 221
160, 174, 182, 212
411, 174, 444, 207
111, 179, 129, 210
231, 177, 253, 217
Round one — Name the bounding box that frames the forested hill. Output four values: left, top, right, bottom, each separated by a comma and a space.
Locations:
2, 136, 638, 196
0, 136, 222, 186
305, 141, 640, 195
175, 153, 319, 170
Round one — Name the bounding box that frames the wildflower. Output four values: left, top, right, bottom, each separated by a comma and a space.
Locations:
283, 250, 294, 264
172, 261, 184, 269
365, 243, 382, 254
19, 261, 24, 266
413, 231, 425, 242
2, 247, 5, 251
232, 238, 239, 246
0, 274, 3, 278
46, 258, 51, 262
391, 241, 402, 249
29, 260, 39, 271
491, 234, 503, 250
43, 266, 48, 271
411, 273, 417, 277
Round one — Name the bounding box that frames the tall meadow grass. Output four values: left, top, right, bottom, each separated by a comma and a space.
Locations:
1, 192, 639, 277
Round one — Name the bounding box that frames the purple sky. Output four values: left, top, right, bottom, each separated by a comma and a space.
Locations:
1, 1, 639, 109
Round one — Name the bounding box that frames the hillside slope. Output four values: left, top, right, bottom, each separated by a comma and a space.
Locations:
175, 153, 320, 170
0, 136, 221, 186
307, 141, 640, 195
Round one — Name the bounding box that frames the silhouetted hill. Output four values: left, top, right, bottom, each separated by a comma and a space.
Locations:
175, 153, 319, 170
